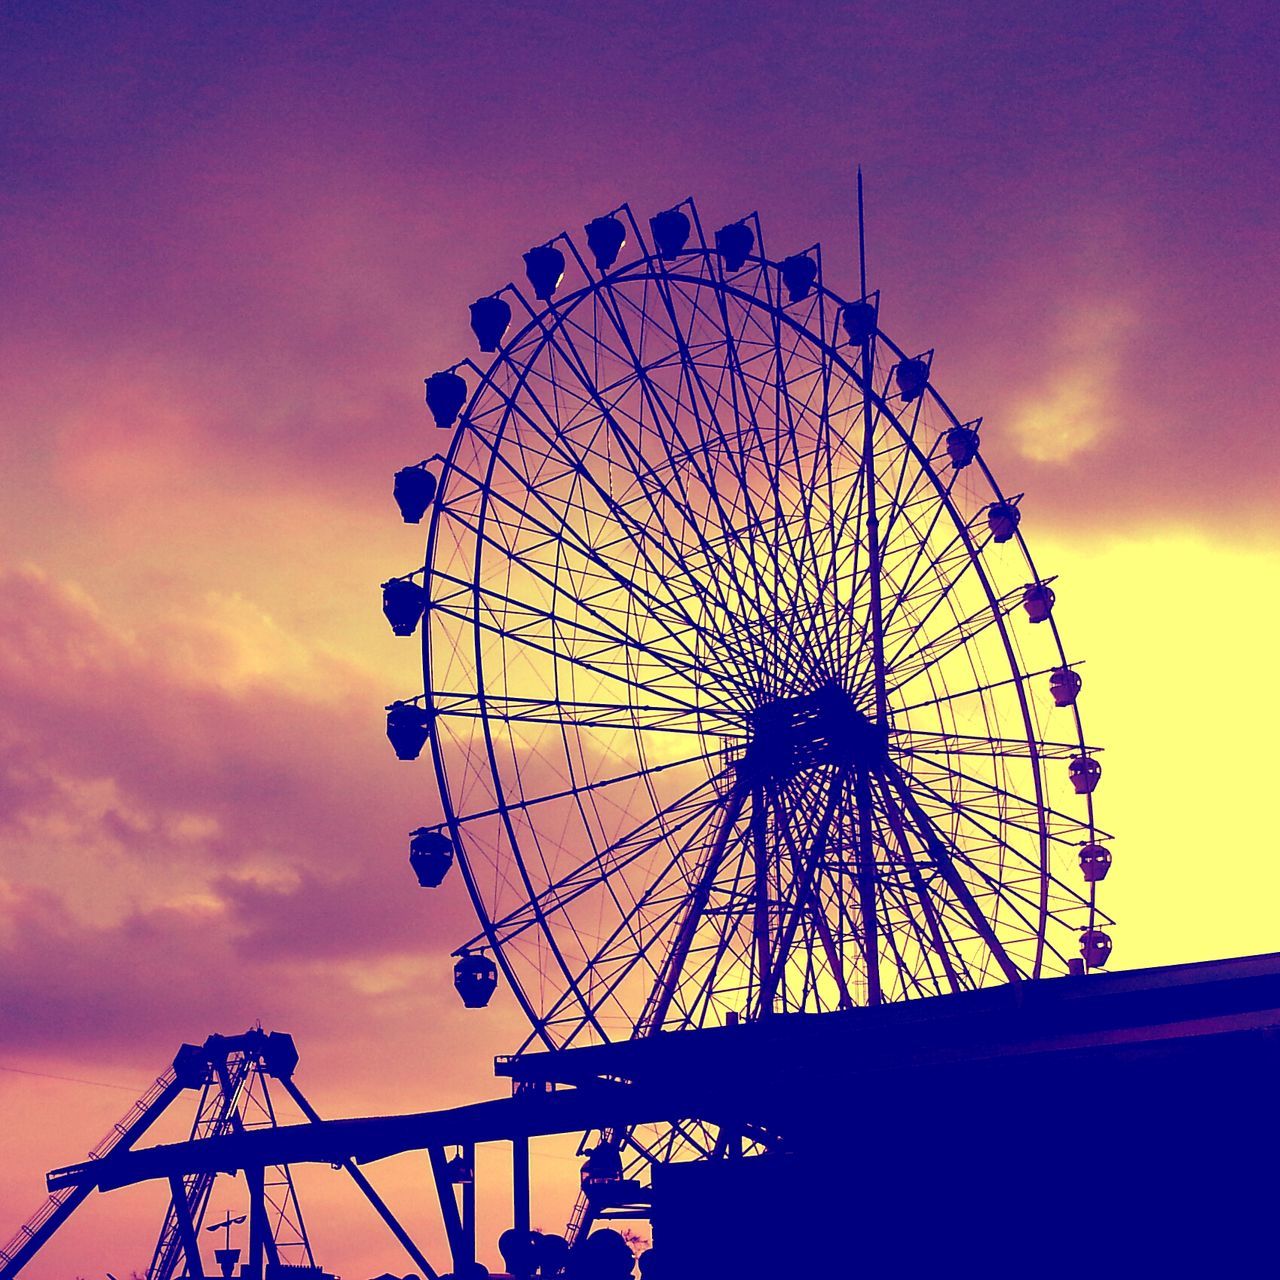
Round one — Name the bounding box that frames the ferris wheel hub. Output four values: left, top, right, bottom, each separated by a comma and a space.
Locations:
737, 681, 887, 785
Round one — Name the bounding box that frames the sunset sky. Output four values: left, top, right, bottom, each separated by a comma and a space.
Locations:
2, 1, 1278, 1273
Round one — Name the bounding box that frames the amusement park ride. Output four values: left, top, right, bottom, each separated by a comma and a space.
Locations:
5, 182, 1141, 1275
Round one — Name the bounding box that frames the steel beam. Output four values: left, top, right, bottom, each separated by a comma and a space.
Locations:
166, 1175, 204, 1279
278, 1078, 436, 1278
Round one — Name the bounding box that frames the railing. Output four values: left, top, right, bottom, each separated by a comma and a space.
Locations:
0, 1070, 175, 1268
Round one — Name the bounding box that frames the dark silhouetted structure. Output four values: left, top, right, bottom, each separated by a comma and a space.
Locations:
0, 1029, 426, 1280
24, 955, 1280, 1277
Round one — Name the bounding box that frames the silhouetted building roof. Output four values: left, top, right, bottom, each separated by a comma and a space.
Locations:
497, 948, 1280, 1126
52, 951, 1280, 1194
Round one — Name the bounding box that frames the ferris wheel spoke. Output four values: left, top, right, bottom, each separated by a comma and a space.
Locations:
877, 763, 1024, 984
518, 746, 756, 1038
674, 773, 802, 1028
895, 808, 1073, 974
579, 275, 780, 632
884, 894, 956, 997
860, 521, 985, 684
463, 424, 733, 654
882, 797, 1060, 965
624, 271, 852, 688
441, 743, 724, 833
814, 446, 873, 679
436, 613, 697, 719
767, 768, 862, 1012
709, 316, 841, 653
891, 662, 1072, 715
892, 730, 1093, 760
696, 778, 773, 1018
853, 769, 884, 1005
829, 433, 915, 595
628, 319, 790, 670
896, 749, 1097, 844
876, 526, 993, 673
635, 268, 820, 647
870, 384, 931, 550
659, 825, 764, 1029
871, 474, 970, 647
433, 504, 736, 688
767, 398, 858, 672
877, 519, 1030, 708
873, 423, 950, 554
848, 351, 920, 698
453, 770, 731, 957
547, 309, 751, 547
442, 453, 722, 662
746, 282, 834, 636
801, 316, 847, 657
842, 405, 933, 659
869, 779, 967, 994
910, 788, 1098, 874
441, 505, 691, 651
759, 771, 854, 1014
862, 826, 948, 1001
481, 337, 761, 663
765, 773, 863, 1007
842, 432, 982, 684
894, 759, 1095, 913
429, 567, 727, 703
535, 808, 755, 1043
695, 355, 816, 621
820, 409, 896, 611
430, 582, 724, 712
430, 690, 739, 737
876, 578, 1030, 702
905, 820, 1055, 950
638, 782, 750, 1035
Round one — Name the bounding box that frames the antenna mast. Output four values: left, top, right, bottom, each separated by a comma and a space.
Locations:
857, 165, 868, 299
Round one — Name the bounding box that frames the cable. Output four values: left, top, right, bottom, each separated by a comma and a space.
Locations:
0, 1063, 140, 1092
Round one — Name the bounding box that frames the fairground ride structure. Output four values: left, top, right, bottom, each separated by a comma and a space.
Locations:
382, 183, 1114, 1236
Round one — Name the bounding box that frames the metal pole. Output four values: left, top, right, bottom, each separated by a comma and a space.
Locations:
461, 1144, 476, 1269
279, 1078, 437, 1277
857, 166, 868, 300
428, 1147, 466, 1275
750, 785, 770, 1016
512, 1136, 531, 1278
854, 768, 883, 1005
856, 166, 884, 1006
167, 1175, 205, 1279
245, 1165, 267, 1280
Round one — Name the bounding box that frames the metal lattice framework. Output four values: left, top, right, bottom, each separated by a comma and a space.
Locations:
395, 196, 1111, 1057
148, 1044, 314, 1279
0, 1030, 418, 1280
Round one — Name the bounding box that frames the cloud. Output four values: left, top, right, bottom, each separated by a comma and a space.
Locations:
0, 868, 507, 1089
0, 563, 471, 985
4, 5, 1280, 1270
0, 564, 385, 855
1007, 301, 1137, 465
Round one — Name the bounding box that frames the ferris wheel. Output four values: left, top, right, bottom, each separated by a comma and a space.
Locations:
382, 192, 1113, 1058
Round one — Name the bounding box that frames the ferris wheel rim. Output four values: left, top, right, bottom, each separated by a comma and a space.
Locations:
415, 224, 1107, 1049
